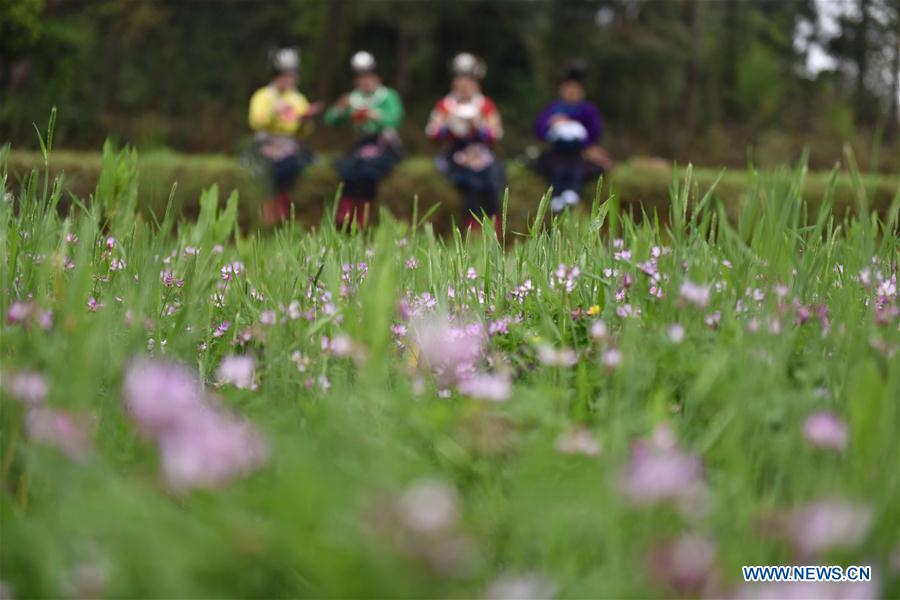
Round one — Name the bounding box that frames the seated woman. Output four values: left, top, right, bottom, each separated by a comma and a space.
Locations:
324, 51, 404, 230
426, 53, 505, 236
248, 47, 322, 224
533, 60, 613, 213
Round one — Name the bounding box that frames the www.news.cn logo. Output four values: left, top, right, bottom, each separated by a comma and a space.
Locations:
742, 565, 872, 583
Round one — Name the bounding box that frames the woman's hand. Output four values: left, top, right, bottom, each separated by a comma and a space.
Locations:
333, 94, 351, 111
303, 101, 325, 119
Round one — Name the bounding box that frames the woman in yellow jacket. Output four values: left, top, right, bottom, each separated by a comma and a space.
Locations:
248, 48, 322, 224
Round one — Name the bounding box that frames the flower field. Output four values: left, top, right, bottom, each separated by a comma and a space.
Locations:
1, 139, 898, 599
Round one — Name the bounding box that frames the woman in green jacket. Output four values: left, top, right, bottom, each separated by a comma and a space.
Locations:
325, 51, 404, 229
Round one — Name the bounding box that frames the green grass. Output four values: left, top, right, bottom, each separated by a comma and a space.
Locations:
7, 145, 899, 235
1, 138, 898, 598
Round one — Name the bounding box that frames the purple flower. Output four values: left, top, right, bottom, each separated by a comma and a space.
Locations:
550, 264, 580, 293
619, 425, 706, 509
485, 574, 558, 600
488, 317, 511, 336
667, 323, 685, 344
412, 317, 484, 384
122, 358, 267, 490
456, 373, 511, 402
6, 371, 49, 406
590, 320, 608, 341
317, 374, 331, 391
399, 478, 459, 534
7, 301, 32, 324
220, 261, 244, 281
877, 273, 896, 298
405, 257, 419, 270
794, 303, 812, 325
616, 303, 640, 318
157, 407, 267, 491
679, 280, 711, 308
123, 359, 205, 439
602, 348, 622, 369
25, 407, 92, 462
330, 334, 354, 357
737, 580, 879, 600
216, 355, 257, 390
614, 249, 632, 262
36, 309, 53, 330
816, 304, 830, 333
160, 270, 184, 288
787, 500, 873, 557
803, 410, 847, 451
87, 297, 102, 312
212, 321, 231, 338
510, 279, 534, 302
637, 260, 659, 279
259, 309, 276, 326
647, 534, 717, 595
555, 426, 601, 456
537, 345, 578, 367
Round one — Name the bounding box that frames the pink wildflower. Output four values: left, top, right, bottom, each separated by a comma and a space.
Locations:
537, 345, 578, 367
550, 264, 580, 293
123, 359, 204, 439
667, 323, 685, 344
122, 358, 267, 491
7, 301, 32, 324
679, 280, 711, 308
555, 426, 601, 456
25, 407, 92, 462
619, 425, 706, 508
485, 574, 558, 600
803, 410, 847, 451
6, 371, 49, 406
216, 355, 257, 390
212, 321, 230, 338
399, 478, 459, 534
220, 261, 244, 281
412, 317, 484, 384
157, 408, 267, 491
737, 580, 879, 600
647, 534, 717, 595
788, 500, 873, 557
602, 348, 622, 369
590, 320, 608, 341
456, 373, 511, 402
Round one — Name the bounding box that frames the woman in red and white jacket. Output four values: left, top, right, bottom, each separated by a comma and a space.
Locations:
426, 53, 505, 235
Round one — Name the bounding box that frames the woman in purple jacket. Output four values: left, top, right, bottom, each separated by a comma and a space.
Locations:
534, 61, 613, 213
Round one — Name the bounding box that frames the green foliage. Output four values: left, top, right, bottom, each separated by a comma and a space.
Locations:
0, 0, 43, 55
2, 0, 898, 171
737, 42, 785, 127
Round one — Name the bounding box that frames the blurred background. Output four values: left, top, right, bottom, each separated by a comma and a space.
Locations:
2, 0, 899, 172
